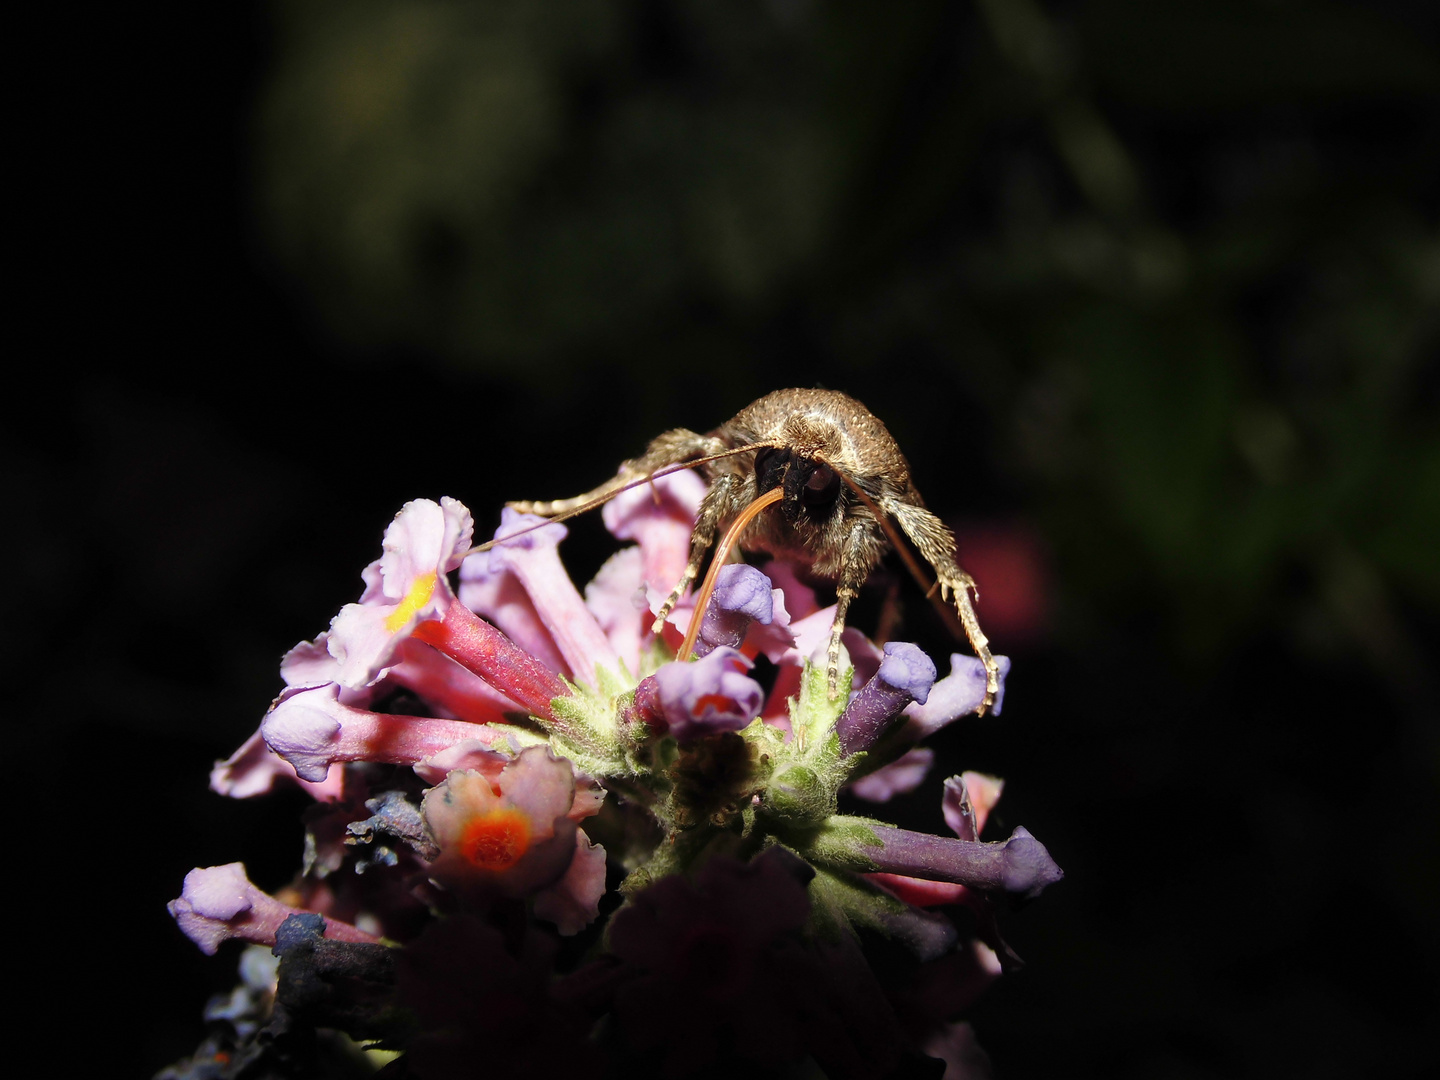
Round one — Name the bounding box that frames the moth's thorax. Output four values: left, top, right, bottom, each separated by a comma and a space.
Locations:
780, 413, 845, 462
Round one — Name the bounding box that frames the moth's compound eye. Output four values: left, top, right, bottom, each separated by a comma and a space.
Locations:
800, 463, 840, 515
754, 447, 792, 495
804, 463, 835, 492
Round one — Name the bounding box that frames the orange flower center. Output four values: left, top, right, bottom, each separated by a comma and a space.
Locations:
693, 693, 739, 715
457, 808, 532, 871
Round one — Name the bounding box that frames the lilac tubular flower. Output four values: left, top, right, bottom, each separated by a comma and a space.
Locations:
260, 683, 525, 783
168, 863, 378, 955
638, 647, 765, 744
169, 480, 1064, 1073
583, 547, 650, 674
483, 508, 619, 685
694, 563, 774, 656
864, 772, 1009, 904
834, 641, 937, 755
460, 544, 572, 678
601, 468, 707, 594
210, 729, 346, 800
865, 826, 1063, 901
900, 652, 1013, 740
847, 747, 934, 803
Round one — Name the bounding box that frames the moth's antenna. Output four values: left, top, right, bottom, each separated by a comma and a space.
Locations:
674, 487, 784, 664
465, 443, 779, 557
832, 469, 967, 641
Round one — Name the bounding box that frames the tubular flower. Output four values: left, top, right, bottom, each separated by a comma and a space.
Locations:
167, 863, 379, 955
463, 509, 620, 685
260, 682, 542, 783
421, 747, 598, 908
632, 646, 766, 744
170, 487, 1060, 1078
328, 497, 475, 690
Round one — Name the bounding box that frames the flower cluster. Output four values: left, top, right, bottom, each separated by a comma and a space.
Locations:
166, 476, 1061, 1079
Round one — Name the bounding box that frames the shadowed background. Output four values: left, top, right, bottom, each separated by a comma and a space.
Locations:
16, 1, 1437, 1076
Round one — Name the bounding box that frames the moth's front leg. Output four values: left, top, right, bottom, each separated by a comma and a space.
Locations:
650, 472, 745, 632
825, 521, 884, 700
509, 428, 727, 517
884, 498, 999, 714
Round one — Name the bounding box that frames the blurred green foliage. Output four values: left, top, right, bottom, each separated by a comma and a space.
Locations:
255, 0, 1438, 693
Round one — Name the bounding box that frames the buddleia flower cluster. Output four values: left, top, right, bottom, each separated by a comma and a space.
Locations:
165, 470, 1062, 1079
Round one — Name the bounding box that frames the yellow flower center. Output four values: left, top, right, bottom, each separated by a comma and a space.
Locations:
384, 571, 437, 633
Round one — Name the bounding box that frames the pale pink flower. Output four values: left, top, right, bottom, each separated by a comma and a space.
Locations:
260, 683, 531, 784
327, 497, 474, 690
421, 747, 606, 934
167, 862, 378, 955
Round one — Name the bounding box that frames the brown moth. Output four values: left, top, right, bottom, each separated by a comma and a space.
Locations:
501, 388, 998, 711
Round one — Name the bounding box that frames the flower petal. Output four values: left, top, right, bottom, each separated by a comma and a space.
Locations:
647, 647, 765, 744
602, 469, 706, 594
847, 747, 935, 803
532, 831, 607, 935
583, 547, 650, 675
325, 499, 474, 690
902, 653, 1012, 738
487, 509, 619, 685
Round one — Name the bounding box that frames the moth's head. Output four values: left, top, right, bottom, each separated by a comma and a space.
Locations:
754, 446, 843, 527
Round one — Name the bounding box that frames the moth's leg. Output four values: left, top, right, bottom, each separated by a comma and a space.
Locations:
884, 498, 998, 714
825, 522, 883, 699
510, 429, 727, 517
650, 472, 744, 632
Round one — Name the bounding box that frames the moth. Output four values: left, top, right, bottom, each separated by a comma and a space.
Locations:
491, 388, 998, 712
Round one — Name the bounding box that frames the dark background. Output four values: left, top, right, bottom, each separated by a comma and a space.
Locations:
16, 2, 1437, 1076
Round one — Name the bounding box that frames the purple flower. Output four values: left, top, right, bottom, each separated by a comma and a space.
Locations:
902, 653, 1012, 737
464, 509, 620, 686
601, 468, 707, 594
865, 825, 1063, 901
693, 563, 775, 656
637, 647, 765, 744
171, 480, 1062, 1075
834, 641, 937, 755
847, 747, 935, 803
